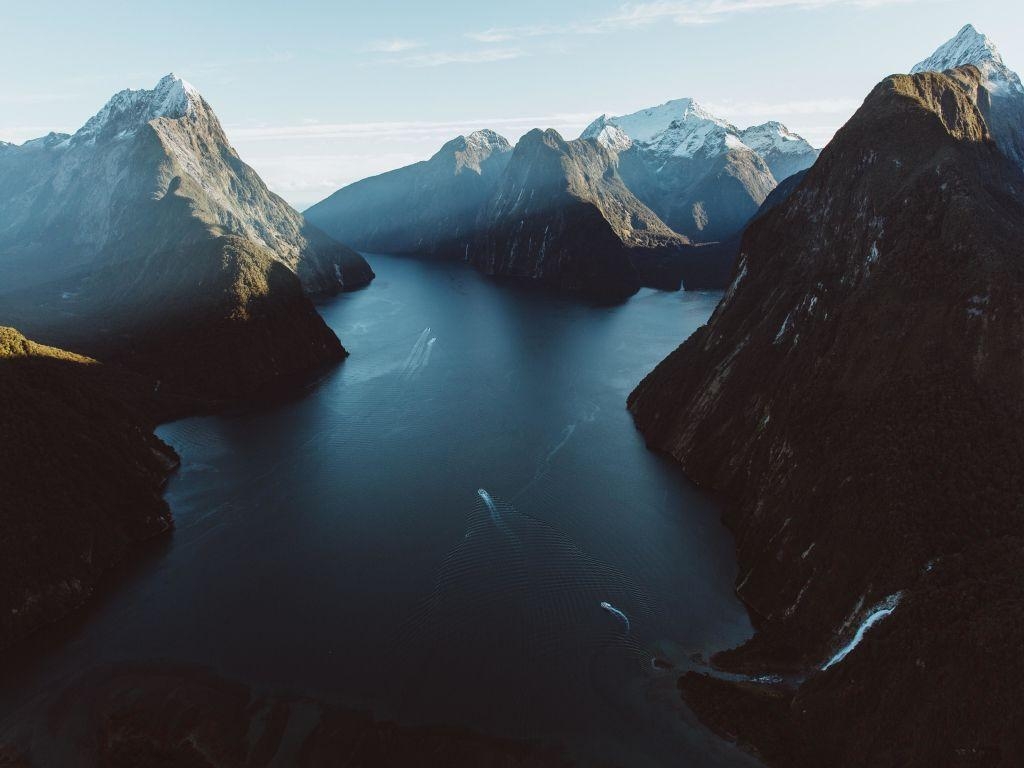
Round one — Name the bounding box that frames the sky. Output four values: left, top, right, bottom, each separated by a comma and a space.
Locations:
1, 0, 1022, 209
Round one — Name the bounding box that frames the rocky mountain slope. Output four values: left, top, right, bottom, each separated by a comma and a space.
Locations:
0, 328, 177, 651
628, 63, 1024, 765
467, 128, 692, 300
306, 100, 817, 299
305, 129, 512, 257
0, 74, 372, 399
581, 99, 818, 240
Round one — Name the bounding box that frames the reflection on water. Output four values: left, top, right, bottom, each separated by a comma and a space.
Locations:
0, 256, 756, 767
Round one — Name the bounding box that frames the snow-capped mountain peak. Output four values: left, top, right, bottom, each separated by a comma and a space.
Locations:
739, 121, 813, 156
73, 73, 204, 145
580, 98, 818, 175
582, 97, 739, 158
464, 129, 511, 152
582, 118, 633, 152
911, 24, 1023, 96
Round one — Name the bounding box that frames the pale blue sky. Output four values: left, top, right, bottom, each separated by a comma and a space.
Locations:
2, 0, 1021, 208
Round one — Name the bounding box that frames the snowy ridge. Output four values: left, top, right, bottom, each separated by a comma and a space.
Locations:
73, 73, 203, 145
581, 98, 816, 163
583, 119, 633, 152
463, 129, 511, 152
582, 98, 741, 159
739, 121, 813, 156
911, 24, 1024, 96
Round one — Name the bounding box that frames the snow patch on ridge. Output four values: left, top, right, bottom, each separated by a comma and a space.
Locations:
580, 98, 816, 162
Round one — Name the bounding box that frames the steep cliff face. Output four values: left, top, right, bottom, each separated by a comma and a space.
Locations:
0, 74, 370, 399
305, 130, 512, 258
467, 129, 692, 301
0, 328, 177, 651
628, 67, 1024, 764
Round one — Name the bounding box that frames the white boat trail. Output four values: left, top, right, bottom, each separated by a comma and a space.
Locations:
600, 601, 630, 633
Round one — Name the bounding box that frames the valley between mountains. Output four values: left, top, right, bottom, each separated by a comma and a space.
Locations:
1, 20, 1023, 768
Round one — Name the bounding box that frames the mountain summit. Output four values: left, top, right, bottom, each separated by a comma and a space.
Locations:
74, 73, 201, 144
305, 128, 513, 258
911, 24, 1022, 93
580, 99, 818, 240
0, 73, 373, 399
912, 24, 1024, 168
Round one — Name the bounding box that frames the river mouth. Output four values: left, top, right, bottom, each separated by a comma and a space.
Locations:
0, 255, 755, 767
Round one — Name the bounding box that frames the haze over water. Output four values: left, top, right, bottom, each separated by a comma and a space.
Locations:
0, 256, 755, 767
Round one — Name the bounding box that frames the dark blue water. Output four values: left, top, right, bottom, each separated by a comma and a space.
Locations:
0, 255, 756, 767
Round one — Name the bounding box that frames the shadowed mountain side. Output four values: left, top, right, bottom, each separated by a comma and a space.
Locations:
89, 235, 349, 402
305, 130, 513, 258
615, 143, 776, 242
628, 66, 1024, 765
468, 129, 694, 301
0, 329, 177, 651
307, 126, 752, 297
652, 169, 812, 292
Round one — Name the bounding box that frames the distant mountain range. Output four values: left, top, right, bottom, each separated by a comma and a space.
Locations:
629, 24, 1024, 766
0, 74, 373, 400
465, 128, 687, 301
306, 99, 819, 299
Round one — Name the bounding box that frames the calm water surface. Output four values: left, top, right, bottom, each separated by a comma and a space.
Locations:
0, 256, 756, 767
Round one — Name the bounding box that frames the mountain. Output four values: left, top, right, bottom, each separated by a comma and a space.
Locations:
305, 129, 512, 257
628, 64, 1024, 765
309, 127, 722, 299
581, 99, 818, 241
0, 74, 373, 399
306, 100, 819, 299
738, 121, 821, 182
467, 128, 690, 301
912, 23, 1024, 170
0, 328, 177, 650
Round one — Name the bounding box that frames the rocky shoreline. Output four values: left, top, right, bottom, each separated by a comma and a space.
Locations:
0, 329, 181, 651
0, 663, 576, 767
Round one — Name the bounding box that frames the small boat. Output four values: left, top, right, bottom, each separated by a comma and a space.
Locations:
600, 601, 630, 632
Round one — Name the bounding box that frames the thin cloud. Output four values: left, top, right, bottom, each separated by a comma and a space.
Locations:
703, 97, 864, 116
364, 38, 425, 53
380, 47, 526, 68
471, 0, 926, 41
466, 25, 585, 43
